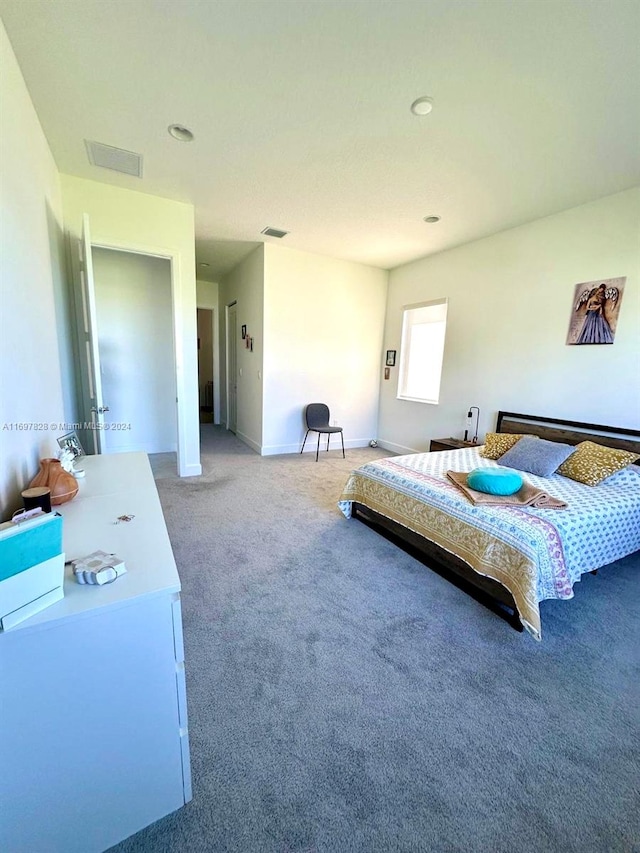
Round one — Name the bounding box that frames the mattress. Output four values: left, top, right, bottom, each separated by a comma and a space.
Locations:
338, 447, 640, 639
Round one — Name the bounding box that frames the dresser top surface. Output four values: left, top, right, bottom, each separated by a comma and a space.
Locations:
5, 452, 180, 635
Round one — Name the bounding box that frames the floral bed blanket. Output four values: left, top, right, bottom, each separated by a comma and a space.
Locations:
338, 447, 640, 639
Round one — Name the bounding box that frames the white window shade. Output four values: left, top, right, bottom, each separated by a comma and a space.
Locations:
397, 299, 448, 404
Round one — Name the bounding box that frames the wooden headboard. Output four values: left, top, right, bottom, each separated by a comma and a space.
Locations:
496, 411, 640, 462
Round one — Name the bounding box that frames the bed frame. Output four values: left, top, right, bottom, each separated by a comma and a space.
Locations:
352, 411, 640, 631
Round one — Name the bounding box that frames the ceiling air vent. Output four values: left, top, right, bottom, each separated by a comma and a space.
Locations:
85, 140, 143, 177
261, 226, 289, 239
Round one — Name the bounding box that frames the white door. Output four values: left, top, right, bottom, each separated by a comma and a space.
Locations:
227, 305, 237, 433
80, 214, 107, 453
92, 248, 176, 455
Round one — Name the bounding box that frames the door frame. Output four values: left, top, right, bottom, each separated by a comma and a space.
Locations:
75, 233, 188, 475
210, 308, 220, 425
195, 304, 220, 425
225, 302, 237, 432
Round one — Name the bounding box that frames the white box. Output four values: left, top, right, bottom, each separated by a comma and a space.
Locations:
0, 553, 65, 630
0, 512, 65, 631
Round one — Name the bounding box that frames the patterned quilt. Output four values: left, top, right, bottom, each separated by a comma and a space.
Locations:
338, 447, 640, 640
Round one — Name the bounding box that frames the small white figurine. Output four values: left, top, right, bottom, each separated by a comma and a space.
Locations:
59, 446, 85, 478
58, 447, 75, 473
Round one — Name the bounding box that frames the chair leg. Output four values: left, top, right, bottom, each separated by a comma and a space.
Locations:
300, 429, 310, 454
326, 433, 330, 452
340, 430, 345, 458
316, 432, 320, 462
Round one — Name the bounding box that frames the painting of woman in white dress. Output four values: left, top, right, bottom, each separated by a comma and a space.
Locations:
566, 277, 625, 345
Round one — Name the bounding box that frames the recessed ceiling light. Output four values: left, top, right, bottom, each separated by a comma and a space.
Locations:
410, 96, 434, 116
168, 124, 194, 142
423, 215, 441, 223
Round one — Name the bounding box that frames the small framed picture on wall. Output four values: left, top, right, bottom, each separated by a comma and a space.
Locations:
385, 350, 396, 367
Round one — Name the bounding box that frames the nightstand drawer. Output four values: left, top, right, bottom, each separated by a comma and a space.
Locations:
429, 437, 470, 452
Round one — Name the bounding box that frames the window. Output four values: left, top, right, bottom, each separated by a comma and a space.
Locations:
397, 299, 448, 404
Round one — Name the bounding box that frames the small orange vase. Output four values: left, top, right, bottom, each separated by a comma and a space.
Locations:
30, 458, 78, 506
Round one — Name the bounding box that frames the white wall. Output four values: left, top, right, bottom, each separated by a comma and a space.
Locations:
60, 175, 201, 476
196, 279, 220, 423
379, 188, 640, 453
218, 246, 264, 451
92, 248, 177, 454
262, 243, 388, 454
0, 20, 71, 518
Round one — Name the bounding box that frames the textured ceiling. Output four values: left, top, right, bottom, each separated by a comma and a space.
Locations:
2, 0, 639, 280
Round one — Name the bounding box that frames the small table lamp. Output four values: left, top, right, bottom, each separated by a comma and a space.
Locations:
464, 406, 480, 444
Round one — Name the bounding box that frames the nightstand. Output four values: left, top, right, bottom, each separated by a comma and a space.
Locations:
429, 437, 473, 452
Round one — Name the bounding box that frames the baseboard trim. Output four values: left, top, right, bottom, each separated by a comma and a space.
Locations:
179, 462, 202, 477
261, 438, 373, 456
109, 443, 179, 454
376, 439, 420, 455
236, 431, 262, 454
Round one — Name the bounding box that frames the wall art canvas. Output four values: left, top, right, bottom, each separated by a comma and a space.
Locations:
566, 276, 625, 345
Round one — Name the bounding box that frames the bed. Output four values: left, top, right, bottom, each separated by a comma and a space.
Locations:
338, 412, 640, 639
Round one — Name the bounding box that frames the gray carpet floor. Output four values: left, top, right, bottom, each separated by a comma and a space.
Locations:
109, 425, 640, 853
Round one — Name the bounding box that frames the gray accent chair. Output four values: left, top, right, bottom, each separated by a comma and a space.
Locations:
300, 403, 345, 461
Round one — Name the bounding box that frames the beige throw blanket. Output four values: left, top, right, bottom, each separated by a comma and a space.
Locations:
447, 471, 568, 509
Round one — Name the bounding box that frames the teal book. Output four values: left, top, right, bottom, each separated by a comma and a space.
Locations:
0, 513, 63, 582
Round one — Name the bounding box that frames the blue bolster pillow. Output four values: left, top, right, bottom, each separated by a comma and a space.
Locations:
466, 467, 523, 496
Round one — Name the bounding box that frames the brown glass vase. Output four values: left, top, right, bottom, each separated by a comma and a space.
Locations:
29, 458, 78, 506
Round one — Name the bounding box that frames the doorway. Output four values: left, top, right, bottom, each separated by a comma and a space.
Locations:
74, 214, 199, 477
197, 308, 214, 424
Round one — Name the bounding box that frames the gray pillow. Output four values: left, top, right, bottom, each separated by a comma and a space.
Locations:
497, 435, 574, 477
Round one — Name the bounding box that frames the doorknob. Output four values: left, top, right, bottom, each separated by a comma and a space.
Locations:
91, 405, 110, 413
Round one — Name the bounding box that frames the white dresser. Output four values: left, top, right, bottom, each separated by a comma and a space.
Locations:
0, 452, 192, 853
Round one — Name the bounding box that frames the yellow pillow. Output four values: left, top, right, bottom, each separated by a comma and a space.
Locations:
480, 433, 530, 460
557, 441, 639, 486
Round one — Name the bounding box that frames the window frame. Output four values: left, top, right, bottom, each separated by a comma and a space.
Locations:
396, 297, 448, 405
